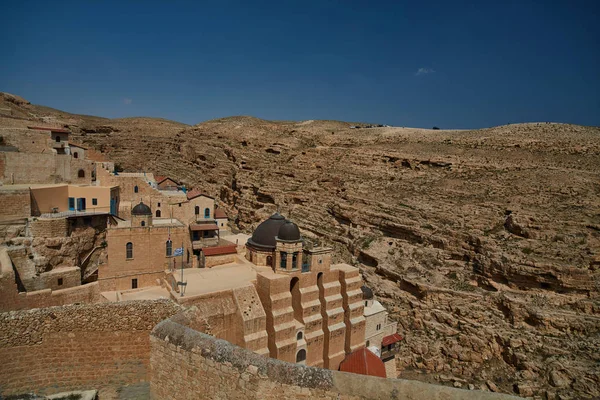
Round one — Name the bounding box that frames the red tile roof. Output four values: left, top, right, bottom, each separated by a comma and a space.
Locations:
202, 243, 237, 256
339, 348, 386, 378
186, 188, 214, 200
214, 209, 227, 219
28, 126, 71, 133
155, 175, 167, 183
382, 333, 403, 347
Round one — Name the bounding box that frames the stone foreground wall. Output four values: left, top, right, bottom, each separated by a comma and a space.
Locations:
0, 300, 182, 396
0, 189, 31, 220
150, 319, 518, 400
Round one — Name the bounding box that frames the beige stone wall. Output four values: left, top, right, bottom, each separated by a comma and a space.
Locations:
69, 145, 86, 160
0, 128, 53, 153
96, 169, 215, 223
204, 252, 236, 267
150, 318, 518, 400
246, 246, 274, 267
364, 309, 387, 348
0, 300, 182, 396
100, 224, 192, 291
38, 266, 81, 291
29, 217, 69, 237
0, 248, 102, 311
69, 157, 93, 184
1, 152, 58, 184
334, 264, 366, 354
0, 189, 31, 219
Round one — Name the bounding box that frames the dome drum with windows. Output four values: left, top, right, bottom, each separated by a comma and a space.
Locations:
131, 201, 152, 227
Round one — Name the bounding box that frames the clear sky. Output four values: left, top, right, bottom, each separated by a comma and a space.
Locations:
2, 1, 599, 129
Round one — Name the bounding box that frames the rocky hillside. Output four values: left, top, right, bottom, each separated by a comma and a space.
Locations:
1, 93, 599, 398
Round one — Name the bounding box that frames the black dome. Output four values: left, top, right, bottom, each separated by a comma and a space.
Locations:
277, 220, 301, 242
247, 213, 286, 250
132, 201, 151, 216
361, 285, 374, 300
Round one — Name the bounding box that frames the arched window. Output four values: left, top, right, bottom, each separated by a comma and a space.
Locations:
296, 349, 306, 363
134, 186, 139, 193
141, 221, 145, 227
292, 252, 298, 269
297, 331, 303, 340
73, 152, 79, 159
166, 240, 172, 257
266, 255, 273, 267
156, 210, 161, 217
195, 206, 200, 215
126, 242, 133, 259
280, 252, 287, 269
78, 169, 85, 178
55, 136, 60, 143
204, 208, 210, 218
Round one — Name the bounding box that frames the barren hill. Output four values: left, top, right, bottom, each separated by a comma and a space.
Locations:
1, 92, 599, 398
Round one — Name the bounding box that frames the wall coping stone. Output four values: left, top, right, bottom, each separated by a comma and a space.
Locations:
151, 318, 518, 399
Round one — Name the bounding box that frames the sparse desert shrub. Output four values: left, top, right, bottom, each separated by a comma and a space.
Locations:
451, 280, 476, 292
362, 235, 377, 249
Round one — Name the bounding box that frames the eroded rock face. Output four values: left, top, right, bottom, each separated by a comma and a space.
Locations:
1, 101, 599, 398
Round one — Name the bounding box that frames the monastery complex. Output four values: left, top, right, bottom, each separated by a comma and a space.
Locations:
0, 125, 434, 398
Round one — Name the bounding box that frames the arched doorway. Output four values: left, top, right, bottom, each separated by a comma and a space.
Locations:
156, 210, 161, 217
296, 349, 306, 363
266, 255, 273, 268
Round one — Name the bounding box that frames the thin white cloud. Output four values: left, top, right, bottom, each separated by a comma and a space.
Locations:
415, 67, 435, 76
123, 98, 133, 105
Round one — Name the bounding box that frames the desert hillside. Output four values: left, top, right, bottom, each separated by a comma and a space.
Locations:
1, 92, 599, 398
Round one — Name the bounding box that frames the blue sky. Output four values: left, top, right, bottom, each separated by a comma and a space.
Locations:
2, 1, 599, 128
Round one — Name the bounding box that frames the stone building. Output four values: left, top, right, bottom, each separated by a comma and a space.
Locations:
99, 201, 193, 291
169, 213, 367, 371
362, 285, 401, 378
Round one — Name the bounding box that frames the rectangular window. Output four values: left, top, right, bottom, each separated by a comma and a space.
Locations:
292, 252, 298, 269
132, 278, 138, 289
280, 252, 287, 269
92, 198, 98, 206
68, 197, 75, 211
376, 323, 381, 330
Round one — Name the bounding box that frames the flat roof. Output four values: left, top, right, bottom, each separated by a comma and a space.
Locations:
173, 258, 257, 297
0, 183, 119, 191
115, 218, 184, 228
219, 232, 250, 246
119, 286, 171, 301
28, 126, 71, 133
364, 300, 386, 317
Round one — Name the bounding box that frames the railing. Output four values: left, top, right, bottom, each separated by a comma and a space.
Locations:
188, 216, 217, 225
38, 206, 112, 219
381, 346, 400, 361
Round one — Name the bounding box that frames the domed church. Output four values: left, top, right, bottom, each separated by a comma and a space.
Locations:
246, 213, 304, 271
